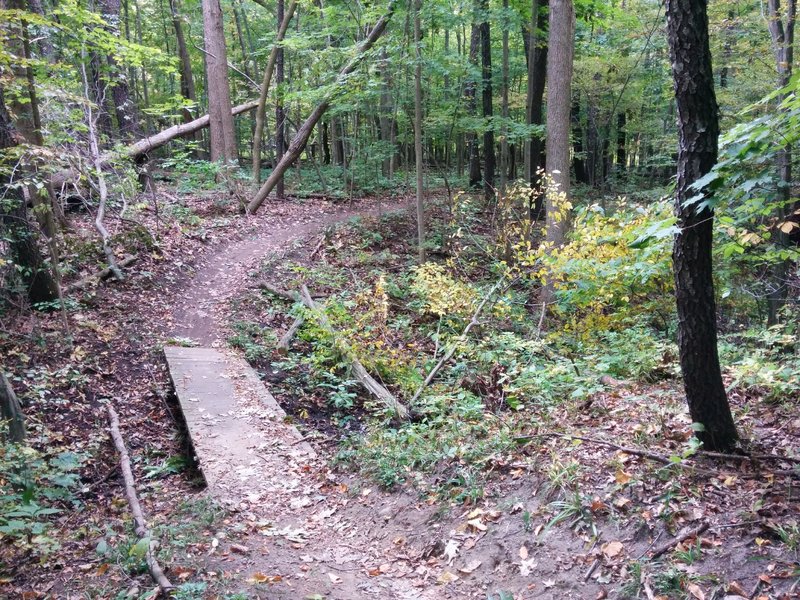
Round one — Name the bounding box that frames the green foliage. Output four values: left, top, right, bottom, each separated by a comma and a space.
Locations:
227, 320, 277, 361
0, 442, 84, 556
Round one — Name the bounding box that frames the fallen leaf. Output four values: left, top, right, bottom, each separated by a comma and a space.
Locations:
328, 573, 342, 584
467, 518, 487, 532
230, 543, 250, 554
601, 541, 624, 559
520, 558, 538, 576
687, 582, 705, 599
542, 579, 556, 588
519, 545, 529, 559
437, 570, 459, 584
459, 560, 482, 574
727, 582, 746, 596
94, 563, 109, 576
615, 470, 632, 484
248, 573, 282, 584
444, 538, 460, 564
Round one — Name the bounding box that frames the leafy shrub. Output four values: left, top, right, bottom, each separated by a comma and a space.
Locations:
0, 443, 84, 556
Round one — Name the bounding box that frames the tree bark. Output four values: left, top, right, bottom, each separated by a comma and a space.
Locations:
202, 0, 238, 163
525, 0, 547, 218
499, 0, 510, 198
252, 0, 297, 181
275, 0, 287, 198
1, 372, 26, 443
480, 0, 495, 201
466, 21, 482, 188
414, 0, 425, 262
766, 0, 796, 325
169, 0, 198, 125
0, 88, 60, 306
540, 0, 573, 306
666, 0, 738, 451
246, 0, 398, 213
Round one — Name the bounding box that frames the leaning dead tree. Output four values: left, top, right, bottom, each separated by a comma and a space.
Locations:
252, 0, 298, 182
246, 0, 398, 214
107, 406, 173, 594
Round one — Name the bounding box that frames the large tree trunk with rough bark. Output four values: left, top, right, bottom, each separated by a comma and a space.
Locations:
0, 89, 60, 306
540, 0, 573, 306
466, 21, 482, 188
480, 0, 495, 201
202, 0, 238, 163
666, 0, 738, 451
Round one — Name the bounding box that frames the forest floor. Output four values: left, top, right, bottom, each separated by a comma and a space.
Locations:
1, 185, 799, 600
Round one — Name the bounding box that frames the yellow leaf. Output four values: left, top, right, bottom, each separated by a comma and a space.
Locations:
437, 570, 459, 584
779, 220, 798, 234
248, 573, 282, 584
615, 470, 632, 484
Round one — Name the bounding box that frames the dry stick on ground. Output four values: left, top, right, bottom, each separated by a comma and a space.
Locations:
299, 285, 409, 419
523, 432, 718, 476
67, 255, 137, 292
649, 521, 710, 559
409, 277, 506, 406
107, 406, 173, 594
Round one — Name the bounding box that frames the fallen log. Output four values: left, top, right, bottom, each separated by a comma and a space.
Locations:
128, 101, 259, 160
107, 406, 173, 594
277, 316, 304, 351
299, 285, 409, 419
246, 0, 398, 213
67, 254, 137, 292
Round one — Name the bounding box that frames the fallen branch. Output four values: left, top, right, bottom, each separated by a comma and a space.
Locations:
699, 450, 800, 465
521, 432, 717, 476
409, 278, 505, 406
649, 522, 710, 559
259, 282, 302, 302
299, 285, 409, 419
107, 406, 173, 594
277, 316, 304, 351
67, 255, 137, 292
127, 100, 259, 160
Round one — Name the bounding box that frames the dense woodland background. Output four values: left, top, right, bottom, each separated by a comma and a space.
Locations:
1, 0, 800, 596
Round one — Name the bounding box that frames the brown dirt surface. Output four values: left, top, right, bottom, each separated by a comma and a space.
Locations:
1, 191, 799, 600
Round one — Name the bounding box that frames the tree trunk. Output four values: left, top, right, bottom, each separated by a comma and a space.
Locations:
251, 0, 297, 181
466, 21, 482, 188
480, 0, 495, 201
169, 0, 197, 124
541, 0, 573, 304
414, 0, 425, 262
0, 373, 25, 443
666, 0, 738, 451
572, 96, 588, 184
275, 0, 287, 197
499, 0, 510, 198
247, 0, 398, 213
202, 0, 238, 163
616, 111, 627, 177
525, 0, 547, 218
0, 89, 60, 306
766, 0, 796, 325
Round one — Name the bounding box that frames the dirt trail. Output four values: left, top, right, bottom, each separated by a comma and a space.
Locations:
164, 197, 615, 600
172, 198, 409, 345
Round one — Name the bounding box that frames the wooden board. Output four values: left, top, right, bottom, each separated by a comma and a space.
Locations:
164, 346, 316, 510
